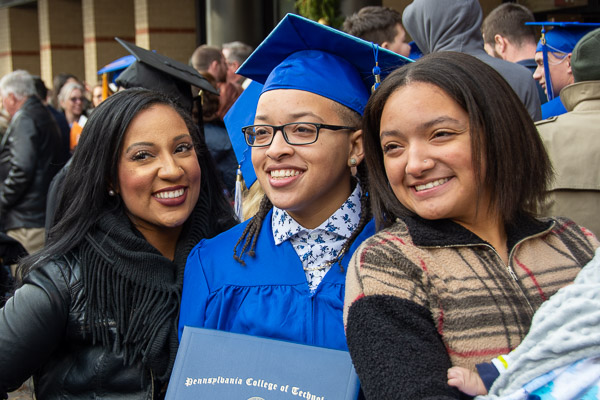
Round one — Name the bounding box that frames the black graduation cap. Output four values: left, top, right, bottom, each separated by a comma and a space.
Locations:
114, 37, 218, 111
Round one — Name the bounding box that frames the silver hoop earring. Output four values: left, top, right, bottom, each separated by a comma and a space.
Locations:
108, 189, 116, 196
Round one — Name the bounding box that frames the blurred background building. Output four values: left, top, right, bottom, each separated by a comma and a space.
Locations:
1, 0, 598, 92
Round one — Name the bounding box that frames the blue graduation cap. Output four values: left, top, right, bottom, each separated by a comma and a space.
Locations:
526, 22, 600, 100
225, 13, 410, 220
98, 55, 136, 96
409, 41, 423, 60
98, 54, 136, 75
224, 79, 262, 190
238, 13, 411, 115
224, 80, 262, 220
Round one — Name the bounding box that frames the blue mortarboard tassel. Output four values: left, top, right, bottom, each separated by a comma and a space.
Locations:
540, 27, 555, 101
234, 166, 243, 222
371, 44, 381, 93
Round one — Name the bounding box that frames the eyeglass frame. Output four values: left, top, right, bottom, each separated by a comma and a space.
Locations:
242, 122, 357, 147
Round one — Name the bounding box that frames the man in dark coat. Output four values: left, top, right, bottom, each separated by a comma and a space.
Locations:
0, 70, 63, 273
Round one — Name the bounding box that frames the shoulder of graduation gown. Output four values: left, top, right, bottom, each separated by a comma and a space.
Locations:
541, 96, 567, 119
178, 208, 375, 351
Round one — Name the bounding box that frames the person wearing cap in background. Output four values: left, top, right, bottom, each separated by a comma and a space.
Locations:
402, 0, 542, 121
178, 13, 409, 351
481, 3, 547, 105
536, 28, 600, 238
530, 22, 600, 119
342, 6, 412, 58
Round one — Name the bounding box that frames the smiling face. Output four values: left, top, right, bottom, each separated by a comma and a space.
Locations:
117, 104, 201, 239
380, 82, 488, 227
251, 89, 363, 228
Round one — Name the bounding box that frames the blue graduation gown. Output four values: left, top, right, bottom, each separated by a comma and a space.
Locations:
178, 209, 375, 351
541, 96, 567, 119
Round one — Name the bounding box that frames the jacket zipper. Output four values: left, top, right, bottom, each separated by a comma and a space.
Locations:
482, 243, 533, 313
423, 219, 556, 315
423, 242, 520, 282
507, 219, 556, 314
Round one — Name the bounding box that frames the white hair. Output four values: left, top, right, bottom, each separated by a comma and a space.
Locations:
0, 70, 36, 101
222, 41, 254, 64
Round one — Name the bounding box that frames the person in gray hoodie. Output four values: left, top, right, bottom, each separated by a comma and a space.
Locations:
402, 0, 542, 121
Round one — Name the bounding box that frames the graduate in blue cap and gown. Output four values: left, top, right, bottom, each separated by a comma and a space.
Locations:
178, 13, 409, 351
529, 22, 600, 119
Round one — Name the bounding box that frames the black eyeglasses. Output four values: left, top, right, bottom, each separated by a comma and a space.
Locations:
242, 122, 356, 147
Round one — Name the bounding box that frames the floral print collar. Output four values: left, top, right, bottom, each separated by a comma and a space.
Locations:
272, 183, 362, 293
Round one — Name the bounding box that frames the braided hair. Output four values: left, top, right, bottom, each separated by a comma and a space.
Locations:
233, 193, 272, 264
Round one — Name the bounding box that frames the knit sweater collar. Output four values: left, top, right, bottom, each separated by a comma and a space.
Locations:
402, 214, 553, 251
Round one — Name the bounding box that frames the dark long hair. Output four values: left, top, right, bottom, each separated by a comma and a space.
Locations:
362, 52, 552, 229
20, 88, 235, 276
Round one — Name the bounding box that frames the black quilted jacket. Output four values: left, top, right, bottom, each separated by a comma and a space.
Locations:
0, 254, 159, 400
0, 96, 63, 230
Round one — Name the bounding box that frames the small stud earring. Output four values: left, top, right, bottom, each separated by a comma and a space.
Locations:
108, 189, 116, 196
349, 158, 357, 166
